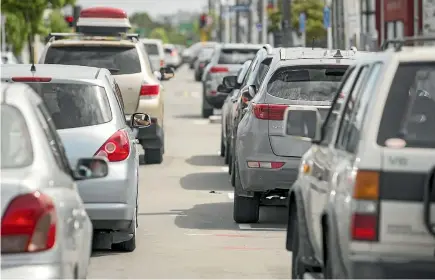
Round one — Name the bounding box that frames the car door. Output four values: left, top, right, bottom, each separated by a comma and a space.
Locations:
34, 102, 91, 272
307, 65, 367, 257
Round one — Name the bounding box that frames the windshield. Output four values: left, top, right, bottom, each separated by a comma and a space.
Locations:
1, 105, 33, 168
378, 62, 435, 148
44, 46, 141, 75
26, 83, 112, 130
144, 43, 159, 55
267, 65, 348, 101
218, 48, 259, 64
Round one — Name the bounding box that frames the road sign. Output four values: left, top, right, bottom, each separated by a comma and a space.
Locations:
256, 23, 262, 31
230, 4, 250, 12
323, 6, 330, 29
299, 13, 306, 33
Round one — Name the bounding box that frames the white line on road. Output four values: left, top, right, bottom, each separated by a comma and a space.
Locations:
238, 223, 286, 231
227, 192, 234, 200
221, 166, 229, 172
190, 92, 200, 98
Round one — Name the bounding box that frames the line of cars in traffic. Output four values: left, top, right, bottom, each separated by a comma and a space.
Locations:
1, 6, 176, 278
189, 37, 435, 278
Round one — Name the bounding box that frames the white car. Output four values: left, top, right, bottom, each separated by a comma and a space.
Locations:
141, 38, 166, 71
163, 44, 182, 69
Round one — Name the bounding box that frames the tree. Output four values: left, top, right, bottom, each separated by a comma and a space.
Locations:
2, 0, 75, 59
149, 27, 169, 43
48, 9, 71, 33
291, 0, 326, 41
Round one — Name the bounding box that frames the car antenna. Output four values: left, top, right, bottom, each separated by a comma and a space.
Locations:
311, 37, 315, 50
30, 63, 36, 73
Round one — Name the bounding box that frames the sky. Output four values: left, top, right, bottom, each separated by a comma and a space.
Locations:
77, 0, 207, 17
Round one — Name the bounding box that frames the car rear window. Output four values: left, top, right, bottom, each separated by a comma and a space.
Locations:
44, 46, 141, 75
1, 105, 33, 168
378, 62, 435, 148
267, 65, 348, 101
25, 83, 112, 130
144, 43, 159, 55
218, 48, 258, 64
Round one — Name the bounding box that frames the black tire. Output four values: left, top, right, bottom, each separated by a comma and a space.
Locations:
290, 206, 305, 279
233, 160, 260, 223
202, 107, 213, 118
112, 215, 136, 252
230, 157, 236, 186
224, 141, 230, 165
220, 130, 225, 157
145, 148, 163, 164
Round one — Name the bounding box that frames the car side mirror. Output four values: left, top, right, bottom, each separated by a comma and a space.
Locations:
74, 157, 109, 180
160, 66, 175, 81
248, 85, 256, 97
283, 107, 322, 140
217, 84, 232, 94
222, 75, 238, 89
131, 113, 152, 128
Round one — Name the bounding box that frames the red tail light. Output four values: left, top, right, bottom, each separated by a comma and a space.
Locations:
351, 214, 377, 241
160, 60, 165, 67
252, 104, 288, 120
12, 77, 52, 82
1, 192, 56, 253
94, 130, 130, 162
210, 66, 229, 73
140, 84, 160, 96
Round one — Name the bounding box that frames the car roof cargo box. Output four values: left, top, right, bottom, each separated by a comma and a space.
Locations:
76, 7, 131, 36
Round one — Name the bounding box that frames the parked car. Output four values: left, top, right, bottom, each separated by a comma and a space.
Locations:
39, 7, 175, 164
220, 59, 252, 163
201, 43, 263, 118
163, 44, 182, 69
233, 48, 355, 224
194, 47, 215, 81
184, 41, 218, 69
1, 64, 151, 252
141, 38, 166, 71
0, 81, 109, 279
287, 39, 435, 279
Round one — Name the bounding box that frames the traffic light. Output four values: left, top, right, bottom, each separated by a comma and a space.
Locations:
64, 15, 74, 27
199, 14, 207, 29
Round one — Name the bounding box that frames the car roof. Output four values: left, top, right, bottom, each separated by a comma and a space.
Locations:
1, 64, 102, 80
50, 39, 136, 47
220, 43, 263, 49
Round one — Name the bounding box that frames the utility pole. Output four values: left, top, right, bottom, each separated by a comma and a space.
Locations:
282, 0, 293, 47
248, 0, 253, 43
261, 0, 268, 44
236, 0, 241, 42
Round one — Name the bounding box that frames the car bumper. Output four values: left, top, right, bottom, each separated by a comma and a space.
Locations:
239, 156, 300, 192
86, 203, 135, 231
205, 93, 228, 108
349, 255, 435, 278
1, 264, 64, 279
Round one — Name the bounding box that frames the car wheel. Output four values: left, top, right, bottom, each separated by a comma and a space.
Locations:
224, 141, 230, 165
220, 129, 225, 157
233, 159, 260, 223
112, 214, 136, 252
145, 148, 163, 164
202, 107, 213, 118
290, 206, 305, 279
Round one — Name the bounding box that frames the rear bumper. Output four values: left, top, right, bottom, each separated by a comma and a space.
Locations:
239, 156, 301, 192
86, 203, 135, 230
205, 93, 228, 108
1, 264, 63, 279
349, 255, 435, 278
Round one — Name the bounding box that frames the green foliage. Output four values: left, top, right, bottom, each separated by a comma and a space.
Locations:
149, 27, 169, 43
48, 9, 71, 33
2, 0, 75, 55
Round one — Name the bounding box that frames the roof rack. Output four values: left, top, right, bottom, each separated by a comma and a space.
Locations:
48, 32, 139, 43
380, 36, 435, 51
279, 47, 354, 60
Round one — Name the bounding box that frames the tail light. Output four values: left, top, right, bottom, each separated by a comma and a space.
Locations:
140, 84, 160, 97
210, 66, 228, 73
247, 161, 285, 169
252, 104, 288, 120
160, 60, 165, 67
350, 171, 379, 242
94, 130, 130, 162
12, 77, 52, 82
170, 50, 177, 56
1, 192, 56, 253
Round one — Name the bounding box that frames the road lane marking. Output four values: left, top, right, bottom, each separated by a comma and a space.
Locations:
227, 192, 234, 200
221, 166, 229, 172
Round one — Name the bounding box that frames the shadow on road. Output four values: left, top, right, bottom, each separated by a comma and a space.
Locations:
185, 155, 224, 167
180, 172, 232, 191
173, 202, 238, 230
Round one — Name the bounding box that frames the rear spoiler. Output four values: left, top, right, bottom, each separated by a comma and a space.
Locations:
48, 32, 139, 43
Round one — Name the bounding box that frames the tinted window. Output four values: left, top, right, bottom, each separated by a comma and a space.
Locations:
26, 83, 112, 129
378, 62, 435, 148
218, 48, 259, 64
144, 43, 159, 55
1, 105, 33, 168
267, 65, 348, 101
44, 46, 141, 75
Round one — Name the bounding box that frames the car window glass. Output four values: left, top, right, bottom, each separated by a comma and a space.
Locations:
144, 43, 159, 55
45, 46, 141, 75
335, 65, 370, 151
336, 63, 382, 153
1, 105, 33, 168
137, 43, 154, 76
26, 83, 112, 130
378, 62, 435, 148
320, 66, 357, 145
218, 48, 259, 64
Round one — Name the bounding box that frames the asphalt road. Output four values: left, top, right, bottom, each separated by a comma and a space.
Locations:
88, 65, 291, 279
